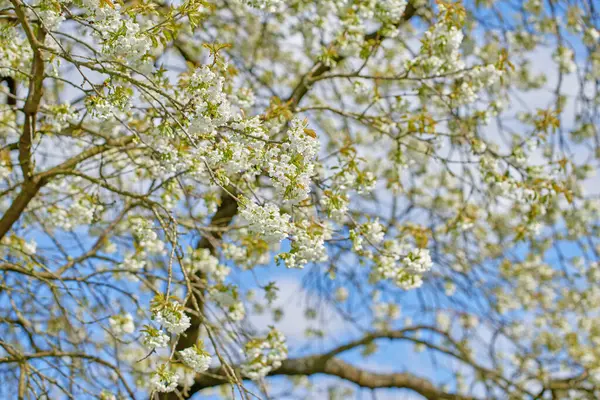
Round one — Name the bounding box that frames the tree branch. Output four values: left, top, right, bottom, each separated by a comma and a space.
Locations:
0, 135, 134, 240
11, 0, 46, 181
183, 354, 474, 400
287, 2, 417, 108
175, 192, 238, 351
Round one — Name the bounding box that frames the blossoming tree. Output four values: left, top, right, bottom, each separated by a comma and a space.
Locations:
0, 0, 598, 398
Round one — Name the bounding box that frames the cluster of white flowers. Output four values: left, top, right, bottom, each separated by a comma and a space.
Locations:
405, 0, 501, 108
44, 196, 101, 231
131, 218, 165, 255
350, 219, 386, 252
335, 14, 366, 58
553, 46, 576, 73
79, 0, 151, 68
241, 327, 288, 380
120, 252, 147, 270
101, 20, 150, 65
215, 117, 267, 174
178, 344, 211, 373
373, 302, 401, 321
150, 364, 179, 393
401, 248, 434, 274
187, 66, 235, 136
335, 165, 377, 194
479, 151, 558, 236
142, 131, 196, 176
109, 313, 135, 336
71, 198, 99, 225
241, 0, 283, 13
222, 229, 271, 269
0, 11, 32, 77
231, 87, 256, 109
277, 221, 331, 269
0, 236, 37, 256
183, 247, 230, 282
454, 64, 503, 105
320, 192, 349, 222
374, 0, 408, 25
85, 86, 133, 121
370, 241, 433, 290
287, 118, 320, 165
34, 0, 66, 31
141, 326, 170, 350
409, 13, 465, 75
209, 285, 246, 321
85, 96, 118, 120
46, 104, 80, 133
314, 0, 412, 62
151, 297, 191, 335
172, 365, 197, 390
162, 67, 322, 186
267, 118, 319, 202
239, 200, 291, 244
497, 257, 558, 313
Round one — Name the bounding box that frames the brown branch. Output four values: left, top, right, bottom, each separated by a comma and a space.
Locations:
0, 349, 136, 398
11, 0, 46, 181
0, 178, 45, 240
182, 354, 473, 400
287, 2, 416, 108
0, 135, 134, 240
0, 0, 49, 243
175, 192, 238, 352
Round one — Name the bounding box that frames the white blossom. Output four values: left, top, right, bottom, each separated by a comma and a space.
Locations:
241, 328, 288, 380
141, 327, 170, 349
179, 345, 211, 373
151, 297, 191, 335
239, 200, 291, 243
109, 313, 135, 336
150, 364, 179, 393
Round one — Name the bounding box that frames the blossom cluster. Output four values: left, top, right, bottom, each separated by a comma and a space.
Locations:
267, 118, 319, 202
241, 0, 283, 13
109, 313, 135, 336
178, 344, 212, 373
350, 219, 386, 253
183, 247, 230, 283
277, 220, 332, 269
209, 284, 246, 321
187, 66, 235, 136
150, 296, 191, 335
80, 0, 152, 68
141, 325, 170, 350
370, 240, 433, 290
150, 364, 179, 393
408, 4, 466, 76
0, 24, 32, 79
131, 217, 165, 255
239, 200, 291, 244
241, 327, 288, 380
